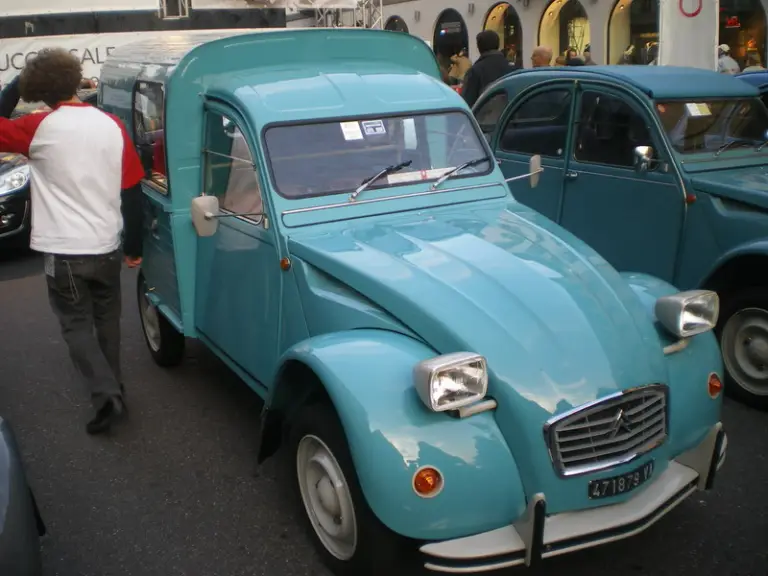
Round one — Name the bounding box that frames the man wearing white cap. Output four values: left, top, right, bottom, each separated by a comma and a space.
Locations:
718, 44, 741, 74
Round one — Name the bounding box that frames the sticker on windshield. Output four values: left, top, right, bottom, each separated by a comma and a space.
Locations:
340, 121, 364, 141
686, 103, 712, 117
361, 120, 386, 136
387, 167, 454, 184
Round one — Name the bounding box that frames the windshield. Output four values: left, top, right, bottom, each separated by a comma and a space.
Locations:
263, 111, 492, 199
655, 98, 768, 154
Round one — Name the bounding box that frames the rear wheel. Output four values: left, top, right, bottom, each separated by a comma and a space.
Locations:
717, 287, 768, 410
289, 402, 410, 575
137, 272, 185, 367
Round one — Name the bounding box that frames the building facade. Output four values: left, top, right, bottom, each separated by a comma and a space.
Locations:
382, 0, 768, 68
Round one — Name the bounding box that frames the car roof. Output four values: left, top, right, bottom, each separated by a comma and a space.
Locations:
491, 66, 759, 99
211, 64, 462, 125
736, 70, 768, 90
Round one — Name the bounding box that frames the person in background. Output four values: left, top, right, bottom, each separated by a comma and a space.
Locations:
448, 50, 472, 84
555, 55, 567, 66
461, 30, 516, 108
743, 51, 765, 72
531, 46, 553, 68
565, 47, 578, 61
718, 44, 741, 74
0, 48, 144, 436
567, 56, 586, 66
583, 44, 597, 65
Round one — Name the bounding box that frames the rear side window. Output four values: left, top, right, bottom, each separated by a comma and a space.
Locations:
474, 92, 509, 141
498, 89, 572, 157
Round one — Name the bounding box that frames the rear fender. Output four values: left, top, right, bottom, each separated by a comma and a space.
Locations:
261, 329, 526, 541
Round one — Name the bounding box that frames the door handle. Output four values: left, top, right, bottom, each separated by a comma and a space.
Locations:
565, 170, 579, 180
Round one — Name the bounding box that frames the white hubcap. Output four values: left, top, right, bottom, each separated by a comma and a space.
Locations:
296, 435, 357, 560
139, 283, 162, 353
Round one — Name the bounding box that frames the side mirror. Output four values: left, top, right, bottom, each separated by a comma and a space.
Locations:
634, 145, 654, 172
191, 195, 220, 237
503, 154, 544, 187
530, 154, 542, 188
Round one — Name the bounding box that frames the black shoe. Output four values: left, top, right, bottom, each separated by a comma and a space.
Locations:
86, 398, 124, 435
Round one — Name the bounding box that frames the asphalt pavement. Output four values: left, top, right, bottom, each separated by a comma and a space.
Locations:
0, 249, 766, 576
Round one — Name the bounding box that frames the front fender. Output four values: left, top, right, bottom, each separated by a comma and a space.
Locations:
278, 329, 526, 541
622, 273, 723, 456
697, 239, 768, 288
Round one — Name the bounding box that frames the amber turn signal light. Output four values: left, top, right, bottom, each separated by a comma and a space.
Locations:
708, 372, 723, 398
413, 467, 444, 498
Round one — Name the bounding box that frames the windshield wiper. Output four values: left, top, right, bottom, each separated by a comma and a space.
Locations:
349, 160, 412, 202
430, 156, 490, 190
714, 139, 751, 156
756, 140, 768, 152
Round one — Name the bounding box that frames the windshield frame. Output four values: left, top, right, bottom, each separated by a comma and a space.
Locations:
260, 107, 495, 201
653, 96, 768, 161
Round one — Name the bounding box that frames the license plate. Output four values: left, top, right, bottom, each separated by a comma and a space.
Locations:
588, 460, 655, 500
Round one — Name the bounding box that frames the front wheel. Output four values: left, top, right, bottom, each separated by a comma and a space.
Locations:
137, 273, 185, 367
717, 287, 768, 410
289, 403, 411, 575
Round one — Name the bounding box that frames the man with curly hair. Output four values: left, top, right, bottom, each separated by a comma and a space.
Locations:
0, 48, 144, 435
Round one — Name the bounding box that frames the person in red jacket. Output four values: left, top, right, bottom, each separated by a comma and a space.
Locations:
0, 48, 145, 435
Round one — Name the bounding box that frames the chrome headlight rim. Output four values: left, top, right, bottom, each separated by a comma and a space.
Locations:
655, 289, 720, 339
413, 351, 488, 412
0, 165, 30, 196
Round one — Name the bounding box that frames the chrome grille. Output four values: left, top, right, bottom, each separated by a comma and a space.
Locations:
544, 384, 668, 477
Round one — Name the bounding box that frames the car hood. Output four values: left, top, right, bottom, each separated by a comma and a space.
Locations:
689, 166, 768, 211
288, 202, 668, 422
0, 153, 26, 177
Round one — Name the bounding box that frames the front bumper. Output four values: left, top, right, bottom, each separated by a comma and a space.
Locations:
0, 189, 30, 240
421, 423, 726, 573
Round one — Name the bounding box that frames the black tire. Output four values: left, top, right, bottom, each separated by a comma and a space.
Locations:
288, 402, 414, 576
136, 272, 185, 367
716, 287, 768, 410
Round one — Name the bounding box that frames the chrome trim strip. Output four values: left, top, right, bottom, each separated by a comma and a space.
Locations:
456, 399, 497, 419
542, 383, 669, 478
663, 338, 690, 355
281, 182, 499, 215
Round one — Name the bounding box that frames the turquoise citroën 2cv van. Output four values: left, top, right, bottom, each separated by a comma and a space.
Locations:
99, 30, 727, 575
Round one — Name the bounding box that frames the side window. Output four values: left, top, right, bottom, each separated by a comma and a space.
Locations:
499, 89, 572, 157
203, 112, 264, 224
574, 91, 654, 168
474, 92, 509, 141
133, 81, 167, 189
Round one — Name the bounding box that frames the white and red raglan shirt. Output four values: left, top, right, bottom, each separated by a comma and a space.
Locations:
0, 102, 144, 255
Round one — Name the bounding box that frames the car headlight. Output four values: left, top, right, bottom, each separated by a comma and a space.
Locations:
0, 165, 30, 196
655, 289, 719, 338
414, 352, 488, 412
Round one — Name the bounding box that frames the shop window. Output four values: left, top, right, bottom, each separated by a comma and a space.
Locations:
433, 8, 470, 77
539, 0, 591, 60
203, 113, 264, 223
719, 0, 766, 70
133, 81, 167, 189
499, 89, 572, 157
483, 3, 523, 67
573, 91, 653, 168
160, 0, 189, 19
385, 16, 409, 33
474, 92, 509, 141
608, 0, 659, 65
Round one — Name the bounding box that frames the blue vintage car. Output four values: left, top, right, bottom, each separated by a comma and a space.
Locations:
100, 31, 726, 574
475, 66, 768, 410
